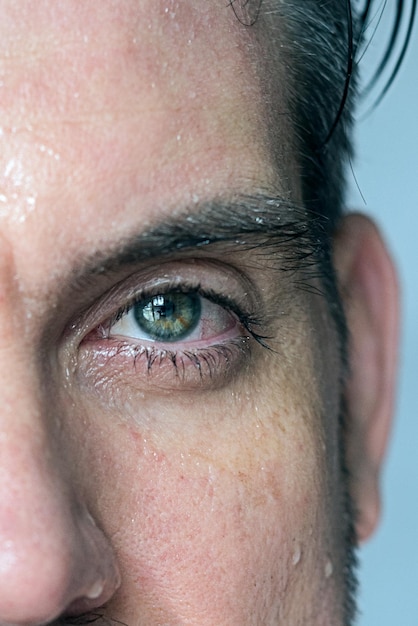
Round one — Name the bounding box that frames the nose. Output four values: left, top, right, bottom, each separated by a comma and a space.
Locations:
0, 257, 120, 625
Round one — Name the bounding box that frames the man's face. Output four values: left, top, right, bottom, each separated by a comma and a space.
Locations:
0, 2, 364, 624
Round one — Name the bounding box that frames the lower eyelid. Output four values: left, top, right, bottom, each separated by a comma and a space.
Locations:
76, 336, 253, 394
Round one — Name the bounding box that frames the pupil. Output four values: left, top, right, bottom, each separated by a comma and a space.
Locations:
133, 292, 201, 341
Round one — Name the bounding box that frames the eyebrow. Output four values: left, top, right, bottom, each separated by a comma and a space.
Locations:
73, 193, 327, 283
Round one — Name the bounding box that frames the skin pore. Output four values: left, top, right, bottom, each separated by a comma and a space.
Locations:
0, 1, 399, 625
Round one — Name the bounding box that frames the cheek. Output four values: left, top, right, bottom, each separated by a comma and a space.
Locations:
66, 393, 332, 622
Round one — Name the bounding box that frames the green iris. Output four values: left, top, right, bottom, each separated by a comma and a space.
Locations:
133, 292, 201, 341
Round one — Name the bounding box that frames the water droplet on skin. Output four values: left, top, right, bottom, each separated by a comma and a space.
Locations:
292, 544, 302, 566
325, 558, 333, 578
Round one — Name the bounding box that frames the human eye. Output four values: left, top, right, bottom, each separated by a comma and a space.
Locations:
108, 289, 238, 345
75, 263, 268, 393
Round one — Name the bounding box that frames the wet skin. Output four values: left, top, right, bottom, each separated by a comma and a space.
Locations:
0, 1, 396, 625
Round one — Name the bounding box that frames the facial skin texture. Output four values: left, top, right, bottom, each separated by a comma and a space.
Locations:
0, 2, 399, 625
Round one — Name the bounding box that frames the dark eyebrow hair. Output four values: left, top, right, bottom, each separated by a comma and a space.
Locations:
74, 193, 328, 283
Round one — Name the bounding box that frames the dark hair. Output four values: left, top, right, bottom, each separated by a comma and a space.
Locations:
277, 0, 416, 228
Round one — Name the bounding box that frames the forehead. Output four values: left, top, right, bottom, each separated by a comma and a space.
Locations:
0, 1, 294, 291
1, 0, 258, 126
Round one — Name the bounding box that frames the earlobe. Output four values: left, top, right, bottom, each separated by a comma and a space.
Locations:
333, 213, 399, 542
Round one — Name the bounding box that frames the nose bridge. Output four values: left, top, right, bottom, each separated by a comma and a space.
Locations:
0, 358, 65, 546
0, 234, 59, 529
0, 241, 70, 619
0, 238, 120, 624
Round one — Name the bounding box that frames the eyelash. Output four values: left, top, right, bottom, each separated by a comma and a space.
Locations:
106, 339, 250, 381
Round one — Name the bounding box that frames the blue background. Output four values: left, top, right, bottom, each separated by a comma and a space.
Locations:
347, 7, 418, 624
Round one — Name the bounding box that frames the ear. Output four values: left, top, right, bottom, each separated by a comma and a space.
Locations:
333, 213, 399, 542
